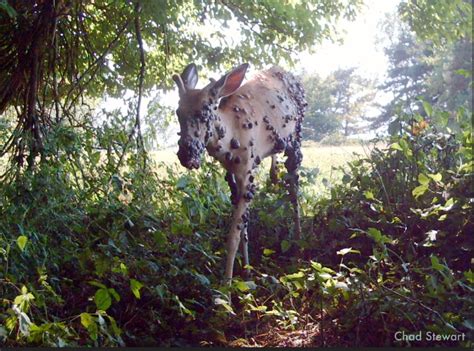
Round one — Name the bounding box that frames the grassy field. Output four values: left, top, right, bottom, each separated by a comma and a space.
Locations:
151, 141, 373, 189
0, 142, 371, 184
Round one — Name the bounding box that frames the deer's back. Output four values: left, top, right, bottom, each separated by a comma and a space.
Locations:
216, 67, 305, 165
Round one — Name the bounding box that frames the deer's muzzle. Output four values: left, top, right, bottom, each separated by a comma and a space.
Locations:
177, 138, 205, 169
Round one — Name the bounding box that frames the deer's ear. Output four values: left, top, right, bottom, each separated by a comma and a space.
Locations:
181, 63, 198, 90
213, 63, 249, 98
172, 74, 186, 96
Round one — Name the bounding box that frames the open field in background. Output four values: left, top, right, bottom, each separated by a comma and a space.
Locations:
151, 142, 379, 194
0, 142, 378, 186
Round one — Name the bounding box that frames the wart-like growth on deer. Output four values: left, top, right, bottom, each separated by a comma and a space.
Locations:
172, 63, 306, 282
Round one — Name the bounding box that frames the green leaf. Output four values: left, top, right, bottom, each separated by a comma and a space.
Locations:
80, 312, 94, 329
464, 270, 474, 284
107, 315, 122, 336
412, 184, 428, 198
234, 281, 250, 292
388, 119, 401, 135
94, 288, 112, 311
280, 240, 291, 253
214, 297, 235, 315
234, 280, 257, 292
455, 69, 471, 78
5, 315, 16, 332
390, 142, 403, 151
367, 227, 392, 244
318, 272, 332, 280
363, 191, 375, 200
80, 313, 98, 341
0, 325, 7, 341
336, 247, 360, 256
14, 286, 34, 311
422, 101, 432, 117
428, 173, 442, 182
398, 139, 413, 156
441, 198, 455, 211
17, 236, 28, 252
284, 271, 305, 280
263, 248, 275, 256
341, 174, 351, 184
430, 255, 444, 272
311, 261, 322, 271
88, 281, 107, 289
322, 267, 336, 274
418, 173, 430, 185
0, 1, 17, 18
108, 288, 120, 302
250, 305, 267, 312
154, 284, 167, 301
90, 151, 100, 164
119, 263, 128, 275
130, 279, 144, 299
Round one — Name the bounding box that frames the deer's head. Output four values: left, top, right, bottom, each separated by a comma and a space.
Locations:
173, 63, 249, 169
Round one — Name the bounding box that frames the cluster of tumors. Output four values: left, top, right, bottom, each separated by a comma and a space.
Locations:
220, 71, 306, 207
179, 68, 307, 212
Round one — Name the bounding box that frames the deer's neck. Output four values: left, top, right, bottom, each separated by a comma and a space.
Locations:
206, 109, 226, 152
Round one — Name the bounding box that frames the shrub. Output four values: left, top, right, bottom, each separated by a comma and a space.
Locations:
0, 105, 472, 347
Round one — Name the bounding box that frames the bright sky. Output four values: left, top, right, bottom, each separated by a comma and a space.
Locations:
296, 0, 400, 80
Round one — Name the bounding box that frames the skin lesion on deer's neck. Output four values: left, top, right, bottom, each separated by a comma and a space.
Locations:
206, 99, 251, 170
205, 113, 230, 160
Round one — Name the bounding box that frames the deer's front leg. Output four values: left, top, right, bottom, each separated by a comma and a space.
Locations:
224, 197, 250, 282
224, 171, 253, 282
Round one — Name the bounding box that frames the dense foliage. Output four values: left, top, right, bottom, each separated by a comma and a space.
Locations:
0, 104, 472, 347
399, 0, 472, 47
0, 0, 472, 347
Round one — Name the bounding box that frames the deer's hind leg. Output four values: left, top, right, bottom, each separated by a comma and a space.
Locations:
269, 154, 278, 184
240, 208, 250, 277
284, 139, 302, 240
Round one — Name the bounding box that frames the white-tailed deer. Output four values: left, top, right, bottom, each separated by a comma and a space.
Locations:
172, 63, 306, 282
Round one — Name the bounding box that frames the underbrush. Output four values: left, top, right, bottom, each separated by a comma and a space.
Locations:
0, 109, 472, 347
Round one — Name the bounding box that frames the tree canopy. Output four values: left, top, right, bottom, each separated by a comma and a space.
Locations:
374, 11, 472, 130
0, 0, 363, 173
302, 68, 375, 141
399, 0, 472, 46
